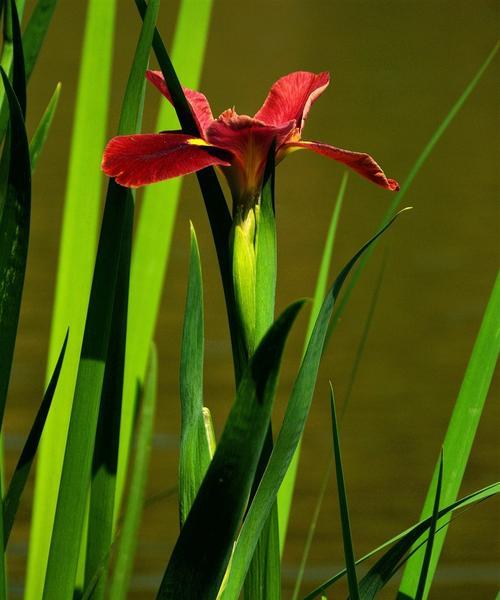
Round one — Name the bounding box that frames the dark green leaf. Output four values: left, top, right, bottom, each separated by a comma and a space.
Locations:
3, 329, 68, 545
328, 384, 359, 600
157, 300, 304, 599
303, 482, 499, 600
178, 224, 211, 525
0, 66, 30, 423
29, 82, 60, 171
22, 0, 59, 81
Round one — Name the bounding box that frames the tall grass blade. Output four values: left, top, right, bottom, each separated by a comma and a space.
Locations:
29, 81, 60, 171
278, 172, 348, 552
25, 2, 116, 597
178, 224, 211, 525
22, 0, 58, 81
41, 2, 159, 598
220, 209, 409, 600
157, 301, 304, 599
0, 66, 30, 423
303, 482, 500, 600
327, 41, 499, 340
118, 0, 214, 523
108, 344, 158, 600
328, 384, 359, 600
8, 0, 25, 117
414, 453, 443, 600
3, 330, 68, 546
398, 272, 500, 599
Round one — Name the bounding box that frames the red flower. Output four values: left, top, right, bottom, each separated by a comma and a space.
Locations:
102, 70, 399, 204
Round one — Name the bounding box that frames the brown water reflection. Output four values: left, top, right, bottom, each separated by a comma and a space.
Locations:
8, 0, 499, 598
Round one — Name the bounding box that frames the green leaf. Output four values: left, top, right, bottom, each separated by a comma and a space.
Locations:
303, 482, 500, 600
29, 81, 60, 171
9, 0, 25, 118
327, 41, 499, 341
220, 209, 409, 600
414, 452, 443, 600
22, 0, 59, 81
178, 224, 211, 525
328, 384, 359, 600
107, 344, 158, 600
41, 2, 159, 598
0, 66, 30, 423
399, 272, 500, 599
157, 300, 304, 599
278, 171, 348, 552
3, 330, 68, 545
117, 0, 214, 527
26, 2, 117, 597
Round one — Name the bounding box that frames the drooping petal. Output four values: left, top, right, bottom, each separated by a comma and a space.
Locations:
146, 70, 214, 135
281, 140, 399, 191
206, 112, 294, 196
254, 71, 330, 130
102, 133, 231, 188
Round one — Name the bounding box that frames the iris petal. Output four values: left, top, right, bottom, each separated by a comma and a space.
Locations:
102, 133, 231, 188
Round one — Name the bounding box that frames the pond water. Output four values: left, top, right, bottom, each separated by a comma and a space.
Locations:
7, 0, 499, 598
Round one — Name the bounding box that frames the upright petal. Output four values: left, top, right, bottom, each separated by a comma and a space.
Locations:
102, 133, 231, 188
146, 70, 214, 135
254, 71, 330, 130
281, 140, 399, 191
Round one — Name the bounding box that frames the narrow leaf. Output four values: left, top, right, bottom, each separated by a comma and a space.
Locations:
0, 66, 30, 423
3, 330, 68, 545
157, 301, 304, 599
328, 384, 359, 600
29, 82, 61, 171
415, 453, 443, 600
399, 272, 500, 599
303, 482, 500, 600
278, 172, 348, 552
108, 344, 158, 600
220, 209, 410, 600
22, 0, 59, 81
9, 0, 26, 118
178, 223, 211, 525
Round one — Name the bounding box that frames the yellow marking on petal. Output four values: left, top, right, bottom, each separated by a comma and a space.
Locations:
187, 138, 212, 146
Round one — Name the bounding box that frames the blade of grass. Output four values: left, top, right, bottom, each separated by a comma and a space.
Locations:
398, 272, 500, 599
40, 2, 159, 598
220, 209, 410, 600
25, 2, 116, 597
327, 41, 499, 341
22, 0, 58, 81
8, 0, 25, 117
278, 172, 348, 553
157, 300, 304, 599
303, 481, 500, 600
29, 81, 60, 171
414, 452, 443, 600
116, 0, 214, 523
0, 66, 30, 423
107, 344, 157, 600
328, 384, 359, 600
178, 223, 211, 525
3, 330, 68, 546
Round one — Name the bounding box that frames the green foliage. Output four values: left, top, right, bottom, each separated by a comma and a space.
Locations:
22, 0, 59, 81
158, 301, 303, 599
29, 81, 60, 171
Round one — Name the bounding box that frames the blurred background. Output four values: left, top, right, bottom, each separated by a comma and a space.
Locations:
8, 0, 499, 598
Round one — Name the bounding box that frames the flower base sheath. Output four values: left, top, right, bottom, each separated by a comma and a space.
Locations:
102, 70, 399, 210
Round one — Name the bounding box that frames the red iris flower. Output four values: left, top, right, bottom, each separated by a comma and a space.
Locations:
102, 70, 399, 205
